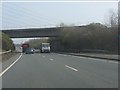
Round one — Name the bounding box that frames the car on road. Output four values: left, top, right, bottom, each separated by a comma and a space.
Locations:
34, 49, 41, 53
25, 48, 34, 54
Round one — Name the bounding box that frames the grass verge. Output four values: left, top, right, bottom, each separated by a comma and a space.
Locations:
2, 52, 17, 62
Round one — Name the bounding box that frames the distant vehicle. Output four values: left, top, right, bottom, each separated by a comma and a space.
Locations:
34, 49, 40, 53
25, 48, 34, 54
21, 43, 29, 53
41, 43, 50, 53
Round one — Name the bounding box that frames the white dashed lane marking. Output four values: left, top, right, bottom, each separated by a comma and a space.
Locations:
49, 58, 54, 61
42, 56, 45, 58
65, 65, 78, 72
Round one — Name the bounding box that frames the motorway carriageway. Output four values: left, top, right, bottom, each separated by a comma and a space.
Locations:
1, 53, 118, 88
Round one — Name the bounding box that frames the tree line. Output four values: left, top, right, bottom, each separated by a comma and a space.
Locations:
49, 23, 118, 53
26, 23, 118, 54
1, 32, 15, 51
25, 10, 119, 54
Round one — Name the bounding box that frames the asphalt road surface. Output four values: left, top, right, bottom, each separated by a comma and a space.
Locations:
2, 53, 118, 88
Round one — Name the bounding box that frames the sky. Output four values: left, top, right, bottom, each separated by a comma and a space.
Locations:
1, 1, 118, 44
1, 0, 119, 1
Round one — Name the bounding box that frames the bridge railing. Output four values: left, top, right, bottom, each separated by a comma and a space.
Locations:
0, 50, 12, 55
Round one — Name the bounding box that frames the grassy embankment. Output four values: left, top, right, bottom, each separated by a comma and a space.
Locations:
1, 32, 16, 62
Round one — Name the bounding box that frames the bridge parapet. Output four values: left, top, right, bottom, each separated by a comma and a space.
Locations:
2, 27, 62, 38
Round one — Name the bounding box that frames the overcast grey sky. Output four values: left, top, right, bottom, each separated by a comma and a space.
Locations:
1, 0, 119, 1
1, 1, 118, 44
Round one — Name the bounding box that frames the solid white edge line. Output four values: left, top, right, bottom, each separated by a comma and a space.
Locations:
65, 65, 78, 72
68, 54, 118, 64
77, 56, 118, 64
107, 60, 118, 64
0, 53, 22, 77
57, 53, 118, 64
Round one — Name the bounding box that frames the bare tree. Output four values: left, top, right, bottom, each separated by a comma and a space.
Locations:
118, 2, 120, 26
109, 9, 118, 27
104, 9, 118, 27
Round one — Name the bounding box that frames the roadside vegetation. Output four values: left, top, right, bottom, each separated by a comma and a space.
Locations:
26, 10, 119, 54
26, 22, 118, 54
49, 23, 118, 53
1, 32, 15, 61
2, 32, 15, 51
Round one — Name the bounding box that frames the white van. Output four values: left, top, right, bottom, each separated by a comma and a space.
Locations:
41, 43, 50, 53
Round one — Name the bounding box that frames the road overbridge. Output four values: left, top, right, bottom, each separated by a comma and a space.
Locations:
2, 27, 63, 38
2, 26, 85, 38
